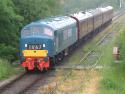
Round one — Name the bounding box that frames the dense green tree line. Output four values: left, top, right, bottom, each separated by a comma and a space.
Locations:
0, 0, 22, 61
0, 0, 60, 61
12, 0, 60, 24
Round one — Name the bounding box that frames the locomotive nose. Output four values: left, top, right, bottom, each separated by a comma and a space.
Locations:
20, 37, 54, 57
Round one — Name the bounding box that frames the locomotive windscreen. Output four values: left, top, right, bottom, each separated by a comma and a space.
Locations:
21, 26, 53, 38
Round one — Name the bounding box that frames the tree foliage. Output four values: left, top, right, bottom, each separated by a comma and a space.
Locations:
0, 0, 23, 61
12, 0, 60, 24
0, 0, 60, 61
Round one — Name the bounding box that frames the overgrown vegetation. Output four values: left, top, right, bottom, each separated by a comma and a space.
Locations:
99, 27, 125, 93
0, 59, 17, 80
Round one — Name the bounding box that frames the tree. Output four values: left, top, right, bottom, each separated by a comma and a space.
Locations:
12, 0, 60, 24
0, 0, 23, 61
0, 0, 60, 61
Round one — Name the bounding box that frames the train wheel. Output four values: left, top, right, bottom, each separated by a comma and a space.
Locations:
49, 57, 56, 70
56, 56, 60, 64
64, 48, 69, 56
58, 52, 63, 61
25, 67, 30, 73
41, 68, 47, 73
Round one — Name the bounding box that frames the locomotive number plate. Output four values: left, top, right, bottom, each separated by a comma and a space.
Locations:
28, 44, 42, 50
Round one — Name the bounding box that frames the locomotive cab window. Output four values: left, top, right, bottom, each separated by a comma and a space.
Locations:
21, 26, 53, 38
63, 28, 72, 40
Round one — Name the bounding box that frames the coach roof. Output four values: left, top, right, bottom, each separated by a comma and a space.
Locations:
99, 6, 113, 12
71, 12, 90, 21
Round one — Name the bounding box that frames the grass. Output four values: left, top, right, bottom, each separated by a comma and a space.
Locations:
0, 59, 18, 80
99, 26, 125, 94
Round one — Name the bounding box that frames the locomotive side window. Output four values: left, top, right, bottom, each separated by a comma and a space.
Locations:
67, 29, 72, 37
63, 30, 68, 40
63, 28, 72, 40
55, 37, 59, 52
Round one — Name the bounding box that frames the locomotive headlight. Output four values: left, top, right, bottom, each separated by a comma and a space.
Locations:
25, 44, 28, 47
43, 44, 46, 48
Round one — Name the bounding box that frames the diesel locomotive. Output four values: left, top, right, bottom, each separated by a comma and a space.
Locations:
20, 6, 113, 71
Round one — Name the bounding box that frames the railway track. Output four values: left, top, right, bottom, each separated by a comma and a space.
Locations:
0, 11, 124, 94
0, 71, 56, 94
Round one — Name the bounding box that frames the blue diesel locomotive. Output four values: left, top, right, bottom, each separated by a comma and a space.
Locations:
20, 6, 113, 71
20, 16, 77, 71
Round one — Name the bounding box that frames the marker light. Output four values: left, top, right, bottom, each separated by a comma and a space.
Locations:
25, 44, 27, 47
43, 44, 46, 47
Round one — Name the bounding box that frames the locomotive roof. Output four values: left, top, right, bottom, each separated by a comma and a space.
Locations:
36, 16, 76, 30
23, 16, 76, 31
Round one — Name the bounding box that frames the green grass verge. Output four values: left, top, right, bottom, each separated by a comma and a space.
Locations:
0, 59, 18, 80
99, 27, 125, 94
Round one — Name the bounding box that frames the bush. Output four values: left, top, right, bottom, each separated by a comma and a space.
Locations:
99, 27, 125, 94
0, 44, 18, 62
0, 59, 16, 80
115, 28, 125, 61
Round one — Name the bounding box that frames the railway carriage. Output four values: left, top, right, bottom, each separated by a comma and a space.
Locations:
90, 8, 103, 32
86, 12, 94, 34
71, 12, 91, 40
100, 6, 113, 25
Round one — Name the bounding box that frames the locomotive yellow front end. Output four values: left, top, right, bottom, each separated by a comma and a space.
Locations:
22, 50, 50, 71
